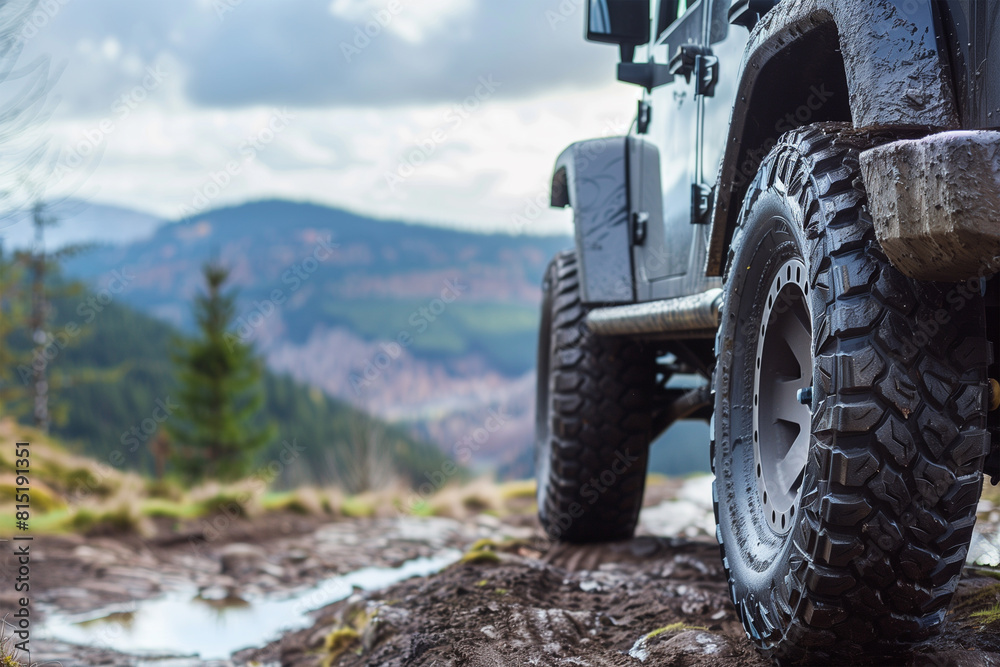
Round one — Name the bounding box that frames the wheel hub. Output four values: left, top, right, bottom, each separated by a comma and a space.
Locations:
753, 258, 812, 535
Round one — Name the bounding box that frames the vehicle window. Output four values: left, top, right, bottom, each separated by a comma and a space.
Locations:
658, 0, 699, 39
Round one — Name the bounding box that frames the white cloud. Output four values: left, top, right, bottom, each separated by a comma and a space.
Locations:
328, 0, 474, 44
4, 0, 638, 235
101, 36, 122, 60
53, 81, 635, 235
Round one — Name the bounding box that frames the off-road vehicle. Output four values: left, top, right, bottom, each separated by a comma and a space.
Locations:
534, 0, 1000, 661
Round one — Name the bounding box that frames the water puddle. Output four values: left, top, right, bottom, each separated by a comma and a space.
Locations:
970, 500, 1000, 570
641, 478, 1000, 577
38, 550, 461, 661
639, 475, 716, 538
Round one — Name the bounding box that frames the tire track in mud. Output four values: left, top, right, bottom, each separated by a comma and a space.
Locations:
240, 529, 1000, 667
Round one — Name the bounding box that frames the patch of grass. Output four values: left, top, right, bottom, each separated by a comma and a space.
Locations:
462, 492, 493, 513
0, 618, 25, 667
955, 582, 1000, 621
646, 622, 709, 640
467, 537, 534, 554
320, 493, 339, 515
261, 491, 312, 515
459, 549, 501, 565
958, 582, 1000, 610
0, 482, 64, 513
65, 505, 147, 536
425, 479, 500, 519
145, 479, 184, 501
62, 467, 118, 499
139, 498, 199, 520
341, 496, 375, 518
971, 604, 1000, 625
468, 538, 499, 553
405, 499, 434, 517
195, 490, 252, 519
321, 627, 361, 667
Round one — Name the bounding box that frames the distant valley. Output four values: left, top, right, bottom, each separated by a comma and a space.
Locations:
61, 199, 571, 474
50, 198, 710, 478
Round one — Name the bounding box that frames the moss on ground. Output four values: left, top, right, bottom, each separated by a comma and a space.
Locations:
321, 627, 361, 667
646, 622, 709, 640
459, 549, 501, 565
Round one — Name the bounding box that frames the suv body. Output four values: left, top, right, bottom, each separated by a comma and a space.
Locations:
535, 0, 1000, 662
554, 0, 1000, 307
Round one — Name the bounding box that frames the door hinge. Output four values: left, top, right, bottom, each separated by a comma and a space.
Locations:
691, 183, 712, 224
637, 99, 652, 134
669, 45, 719, 98
632, 211, 649, 245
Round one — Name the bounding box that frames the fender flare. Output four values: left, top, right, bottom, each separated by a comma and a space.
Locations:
705, 0, 960, 275
550, 137, 635, 304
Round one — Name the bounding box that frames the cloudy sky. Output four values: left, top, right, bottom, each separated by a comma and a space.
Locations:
0, 0, 641, 237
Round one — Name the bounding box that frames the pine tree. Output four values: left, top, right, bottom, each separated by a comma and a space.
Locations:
14, 203, 92, 431
168, 262, 275, 482
0, 239, 29, 418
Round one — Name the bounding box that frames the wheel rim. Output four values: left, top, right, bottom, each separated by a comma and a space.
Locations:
753, 258, 812, 535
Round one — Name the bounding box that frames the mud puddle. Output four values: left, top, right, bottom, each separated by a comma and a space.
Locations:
37, 551, 461, 660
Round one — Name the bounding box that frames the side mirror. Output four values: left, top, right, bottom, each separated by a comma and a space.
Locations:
587, 0, 650, 63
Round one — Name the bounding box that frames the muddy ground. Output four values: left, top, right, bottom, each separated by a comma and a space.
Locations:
25, 478, 1000, 666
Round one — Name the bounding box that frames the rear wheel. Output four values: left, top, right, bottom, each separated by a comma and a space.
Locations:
713, 123, 991, 663
535, 250, 656, 542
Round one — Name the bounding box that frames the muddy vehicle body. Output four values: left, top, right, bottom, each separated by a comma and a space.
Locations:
535, 0, 1000, 661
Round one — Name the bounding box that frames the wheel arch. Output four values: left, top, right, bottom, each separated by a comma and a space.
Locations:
706, 0, 961, 276
549, 137, 636, 305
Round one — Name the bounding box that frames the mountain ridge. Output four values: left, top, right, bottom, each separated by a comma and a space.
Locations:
56, 198, 571, 471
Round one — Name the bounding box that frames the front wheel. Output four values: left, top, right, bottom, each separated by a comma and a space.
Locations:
713, 123, 990, 663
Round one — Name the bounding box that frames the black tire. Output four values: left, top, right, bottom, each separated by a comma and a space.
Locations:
713, 123, 990, 663
535, 250, 655, 542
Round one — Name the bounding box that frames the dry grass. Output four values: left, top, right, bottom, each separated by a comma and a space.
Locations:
0, 618, 25, 667
646, 622, 709, 639
321, 626, 361, 666
427, 478, 503, 519
981, 483, 1000, 507
0, 418, 549, 538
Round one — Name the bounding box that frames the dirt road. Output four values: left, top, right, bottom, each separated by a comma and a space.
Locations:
29, 478, 1000, 666
239, 540, 1000, 667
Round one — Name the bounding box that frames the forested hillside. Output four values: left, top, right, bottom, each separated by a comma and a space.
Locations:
11, 290, 451, 488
